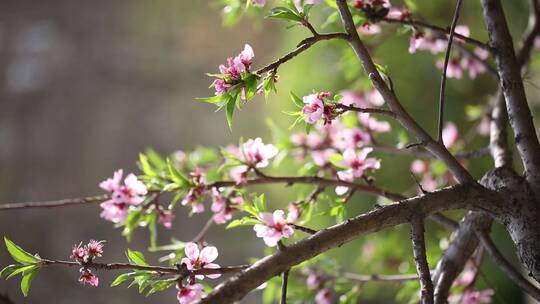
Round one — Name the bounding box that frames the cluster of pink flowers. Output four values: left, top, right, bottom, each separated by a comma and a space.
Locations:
212, 44, 255, 96
253, 204, 300, 247
228, 138, 278, 185
211, 188, 244, 224
181, 168, 207, 213
176, 242, 222, 303
99, 170, 148, 223
302, 92, 333, 125
409, 25, 489, 79
336, 148, 380, 195
354, 0, 411, 35
158, 208, 175, 229
70, 240, 105, 287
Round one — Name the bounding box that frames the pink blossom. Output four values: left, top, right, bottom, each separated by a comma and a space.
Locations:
291, 132, 323, 148
229, 165, 249, 185
442, 122, 459, 148
359, 113, 391, 133
336, 169, 354, 196
340, 148, 380, 177
535, 36, 540, 49
213, 196, 243, 224
99, 169, 148, 205
99, 201, 129, 223
340, 90, 368, 107
453, 25, 470, 43
71, 240, 105, 263
387, 7, 410, 20
253, 210, 295, 247
177, 283, 205, 304
71, 243, 87, 263
242, 138, 279, 168
411, 160, 427, 174
303, 94, 325, 124
181, 242, 221, 280
212, 44, 255, 95
437, 59, 463, 79
158, 210, 175, 229
99, 169, 147, 223
420, 173, 438, 192
449, 289, 494, 304
409, 33, 447, 54
359, 23, 381, 35
213, 79, 231, 96
86, 240, 105, 258
78, 269, 99, 287
338, 128, 371, 149
181, 168, 207, 214
315, 288, 333, 304
306, 274, 321, 290
287, 203, 301, 223
461, 47, 489, 79
365, 89, 385, 106
312, 149, 334, 167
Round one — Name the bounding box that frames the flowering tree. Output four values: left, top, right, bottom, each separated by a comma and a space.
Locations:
2, 0, 540, 303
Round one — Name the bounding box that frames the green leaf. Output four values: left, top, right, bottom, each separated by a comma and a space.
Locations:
167, 159, 190, 187
4, 238, 40, 265
254, 194, 267, 212
21, 268, 39, 297
323, 0, 338, 8
197, 95, 224, 104
0, 264, 19, 278
290, 91, 304, 108
126, 249, 149, 266
226, 217, 260, 229
6, 264, 38, 280
146, 279, 175, 296
111, 272, 137, 287
138, 154, 155, 177
267, 7, 303, 22
147, 213, 158, 250
226, 94, 236, 130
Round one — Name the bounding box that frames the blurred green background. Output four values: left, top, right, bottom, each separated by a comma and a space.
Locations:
0, 0, 539, 303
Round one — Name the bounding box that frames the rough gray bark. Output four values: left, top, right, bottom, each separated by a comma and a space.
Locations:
481, 0, 540, 200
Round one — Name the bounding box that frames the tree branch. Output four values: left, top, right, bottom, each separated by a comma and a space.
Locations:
437, 0, 464, 144
410, 216, 434, 304
335, 0, 475, 185
198, 185, 501, 303
381, 17, 491, 51
40, 259, 248, 277
476, 230, 540, 301
255, 33, 348, 75
481, 0, 540, 200
0, 195, 109, 210
432, 212, 492, 304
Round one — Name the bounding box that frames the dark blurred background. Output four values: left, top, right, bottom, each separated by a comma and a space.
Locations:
0, 0, 539, 303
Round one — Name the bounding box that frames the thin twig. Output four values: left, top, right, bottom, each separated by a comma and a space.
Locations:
438, 0, 464, 144
410, 216, 435, 304
0, 195, 109, 210
255, 33, 348, 76
280, 269, 289, 304
291, 224, 318, 235
334, 104, 396, 117
191, 217, 215, 244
